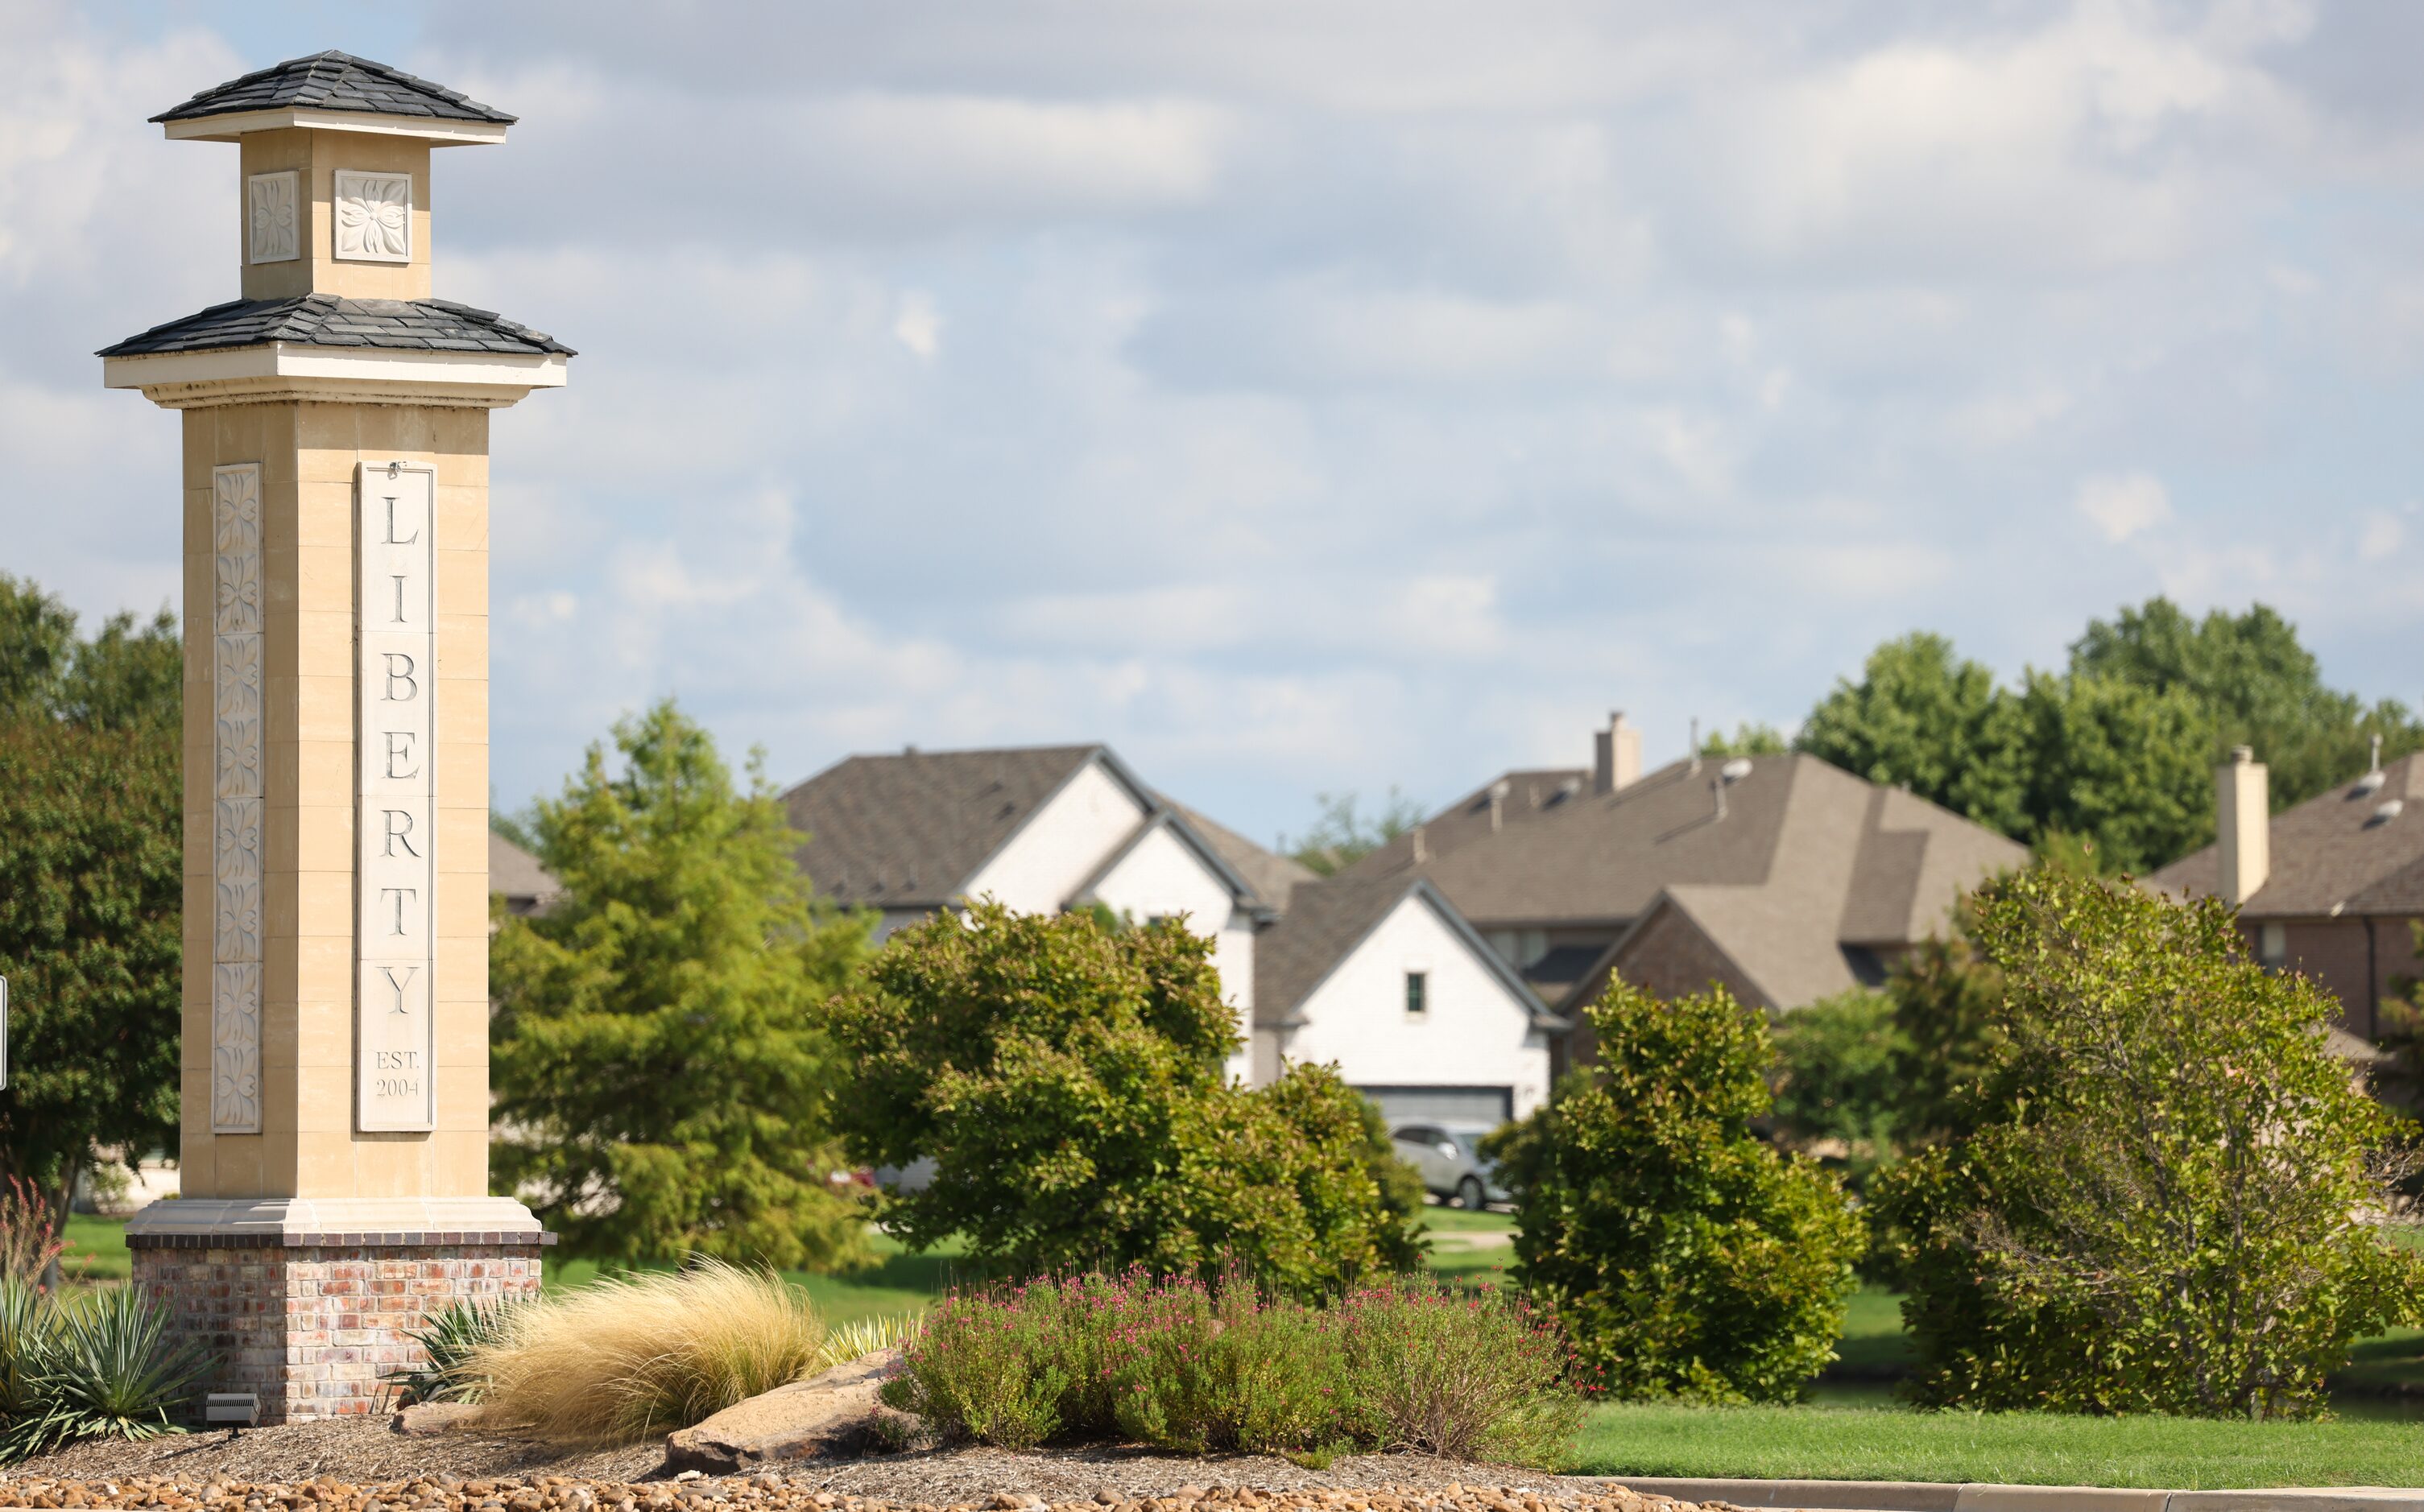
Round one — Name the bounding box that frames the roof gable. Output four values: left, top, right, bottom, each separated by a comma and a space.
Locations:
1064, 808, 1263, 915
154, 51, 515, 126
785, 744, 1105, 908
1255, 876, 1557, 1030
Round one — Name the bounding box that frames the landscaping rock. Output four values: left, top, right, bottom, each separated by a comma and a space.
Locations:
664, 1349, 908, 1474
395, 1403, 487, 1436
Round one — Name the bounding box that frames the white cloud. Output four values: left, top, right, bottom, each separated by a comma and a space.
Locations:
2075, 471, 2174, 543
13, 1, 2424, 841
892, 291, 943, 358
2359, 510, 2403, 561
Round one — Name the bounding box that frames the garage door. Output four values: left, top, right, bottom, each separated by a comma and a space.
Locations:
1355, 1084, 1514, 1130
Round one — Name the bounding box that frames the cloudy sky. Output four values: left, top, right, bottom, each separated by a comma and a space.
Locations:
8, 1, 2424, 846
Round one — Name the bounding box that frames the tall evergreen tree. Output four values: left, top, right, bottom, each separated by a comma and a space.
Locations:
490, 700, 876, 1268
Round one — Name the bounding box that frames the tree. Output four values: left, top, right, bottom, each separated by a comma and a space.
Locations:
1767, 989, 1908, 1185
825, 899, 1421, 1291
2011, 669, 2213, 875
0, 720, 181, 1235
1798, 601, 2422, 875
1284, 789, 1425, 877
1882, 923, 2005, 1151
1796, 633, 2028, 837
1486, 980, 1866, 1403
1701, 722, 1789, 758
1873, 869, 2422, 1418
2070, 598, 2422, 812
489, 700, 876, 1269
0, 576, 77, 722
0, 576, 183, 1243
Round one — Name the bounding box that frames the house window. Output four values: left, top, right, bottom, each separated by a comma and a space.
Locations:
2260, 923, 2287, 969
1405, 970, 1429, 1019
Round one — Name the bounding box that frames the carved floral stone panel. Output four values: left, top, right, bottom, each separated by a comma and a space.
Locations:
247, 171, 299, 264
333, 170, 412, 263
211, 465, 263, 1136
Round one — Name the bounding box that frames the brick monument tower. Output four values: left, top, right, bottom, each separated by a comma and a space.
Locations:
98, 52, 571, 1420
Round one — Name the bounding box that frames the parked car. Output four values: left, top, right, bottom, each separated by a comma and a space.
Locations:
1389, 1123, 1509, 1210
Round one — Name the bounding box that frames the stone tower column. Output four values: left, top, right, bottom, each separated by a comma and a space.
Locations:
99, 52, 573, 1422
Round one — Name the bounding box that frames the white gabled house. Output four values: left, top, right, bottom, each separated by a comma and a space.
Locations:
783, 744, 1306, 1084
1254, 876, 1564, 1125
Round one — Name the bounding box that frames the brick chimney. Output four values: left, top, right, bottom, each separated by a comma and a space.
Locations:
1593, 711, 1642, 795
2217, 746, 2269, 906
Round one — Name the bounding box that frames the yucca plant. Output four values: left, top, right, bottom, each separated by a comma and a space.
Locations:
387, 1297, 528, 1406
0, 1275, 60, 1429
2, 1283, 213, 1460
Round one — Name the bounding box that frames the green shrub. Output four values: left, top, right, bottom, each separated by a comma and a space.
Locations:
1873, 869, 2424, 1419
1, 1280, 212, 1461
1768, 989, 1909, 1183
827, 901, 1421, 1291
1487, 980, 1866, 1403
881, 1268, 1579, 1464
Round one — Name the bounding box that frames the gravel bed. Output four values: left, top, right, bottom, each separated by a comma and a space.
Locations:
0, 1433, 1706, 1512
0, 1467, 1706, 1512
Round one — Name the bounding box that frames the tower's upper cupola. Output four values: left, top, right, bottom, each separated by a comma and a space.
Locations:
101, 52, 568, 409
151, 50, 514, 145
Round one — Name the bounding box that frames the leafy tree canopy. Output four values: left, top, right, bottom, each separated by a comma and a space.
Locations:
1873, 869, 2423, 1419
826, 899, 1423, 1291
1793, 599, 2418, 874
0, 575, 182, 1233
1284, 789, 1425, 877
489, 699, 876, 1269
1487, 980, 1866, 1403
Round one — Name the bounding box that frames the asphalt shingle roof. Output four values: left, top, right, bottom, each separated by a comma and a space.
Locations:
1346, 753, 2021, 938
153, 51, 515, 126
488, 833, 561, 908
98, 295, 575, 359
785, 746, 1110, 909
2146, 752, 2424, 918
1158, 796, 1316, 913
1338, 752, 2026, 1011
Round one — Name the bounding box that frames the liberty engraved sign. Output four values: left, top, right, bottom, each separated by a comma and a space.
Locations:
358, 461, 437, 1132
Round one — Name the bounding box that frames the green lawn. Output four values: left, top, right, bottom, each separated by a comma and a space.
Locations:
1570, 1398, 2424, 1487
60, 1212, 131, 1283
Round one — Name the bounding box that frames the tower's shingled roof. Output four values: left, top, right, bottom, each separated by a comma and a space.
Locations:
97, 295, 573, 359
151, 50, 515, 126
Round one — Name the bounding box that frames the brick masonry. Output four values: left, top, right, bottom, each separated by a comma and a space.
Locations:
129, 1235, 546, 1423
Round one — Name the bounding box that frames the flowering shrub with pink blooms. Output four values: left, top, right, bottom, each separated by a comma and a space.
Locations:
880, 1268, 1583, 1465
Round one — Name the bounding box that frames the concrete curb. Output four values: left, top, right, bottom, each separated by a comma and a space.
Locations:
1593, 1479, 2424, 1512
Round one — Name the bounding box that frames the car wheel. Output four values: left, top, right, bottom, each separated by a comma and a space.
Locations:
1455, 1176, 1485, 1212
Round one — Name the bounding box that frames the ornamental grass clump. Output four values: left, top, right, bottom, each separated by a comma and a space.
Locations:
882, 1267, 1581, 1464
470, 1258, 827, 1447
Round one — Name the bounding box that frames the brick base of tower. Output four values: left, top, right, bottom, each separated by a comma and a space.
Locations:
129, 1233, 549, 1423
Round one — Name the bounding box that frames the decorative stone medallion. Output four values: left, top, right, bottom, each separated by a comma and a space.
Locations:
210, 463, 264, 1135
357, 461, 438, 1132
246, 171, 300, 264
333, 170, 412, 263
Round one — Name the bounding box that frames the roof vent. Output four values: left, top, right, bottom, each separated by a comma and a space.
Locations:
2372, 799, 2404, 826
1719, 758, 1753, 784
2354, 733, 2387, 797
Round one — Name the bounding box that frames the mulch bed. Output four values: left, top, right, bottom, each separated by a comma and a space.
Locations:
0, 1428, 1703, 1512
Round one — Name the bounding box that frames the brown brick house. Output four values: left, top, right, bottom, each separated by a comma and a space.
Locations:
2147, 747, 2424, 1041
